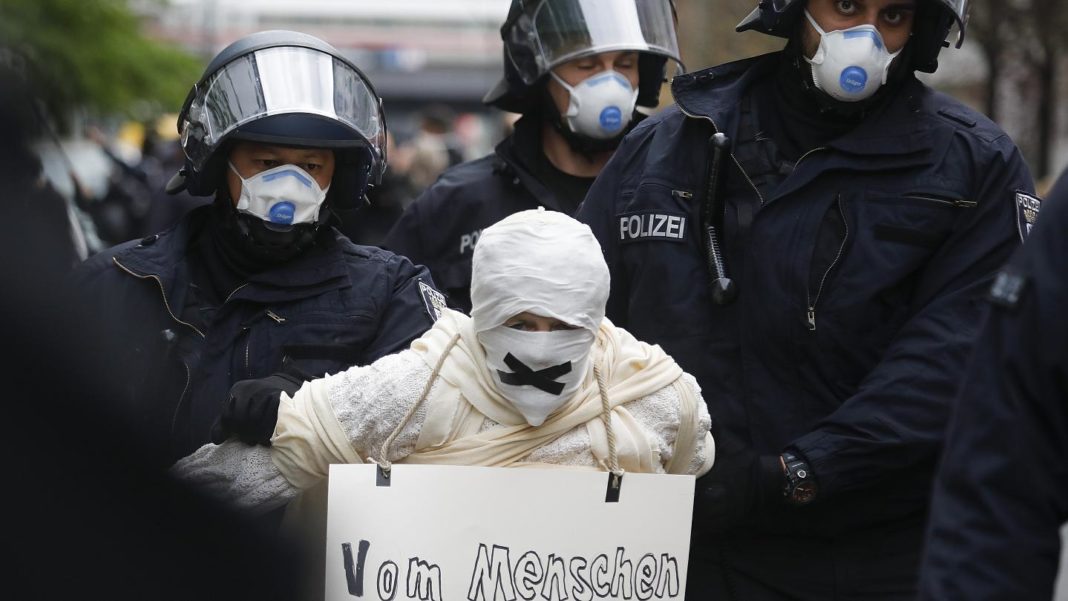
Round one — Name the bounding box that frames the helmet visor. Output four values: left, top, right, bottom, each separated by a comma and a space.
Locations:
181, 46, 385, 172
507, 0, 682, 85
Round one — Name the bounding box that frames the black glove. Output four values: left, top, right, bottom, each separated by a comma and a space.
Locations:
210, 373, 304, 446
692, 422, 786, 535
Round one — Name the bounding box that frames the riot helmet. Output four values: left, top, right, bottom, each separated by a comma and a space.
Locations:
736, 0, 968, 73
170, 30, 387, 261
174, 30, 386, 207
485, 0, 684, 114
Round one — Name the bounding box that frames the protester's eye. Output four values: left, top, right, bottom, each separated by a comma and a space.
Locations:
507, 321, 530, 331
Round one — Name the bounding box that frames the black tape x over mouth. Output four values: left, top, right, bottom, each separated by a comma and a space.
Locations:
497, 353, 572, 395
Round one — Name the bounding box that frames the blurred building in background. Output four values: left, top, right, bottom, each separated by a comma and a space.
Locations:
135, 0, 511, 153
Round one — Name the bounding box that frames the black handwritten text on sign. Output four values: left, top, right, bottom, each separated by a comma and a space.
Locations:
341, 540, 681, 600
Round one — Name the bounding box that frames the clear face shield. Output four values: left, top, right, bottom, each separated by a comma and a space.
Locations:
179, 46, 386, 179
505, 0, 683, 85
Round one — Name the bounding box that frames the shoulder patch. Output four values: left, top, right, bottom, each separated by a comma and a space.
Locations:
1016, 191, 1042, 240
618, 211, 689, 244
987, 268, 1028, 310
418, 280, 447, 322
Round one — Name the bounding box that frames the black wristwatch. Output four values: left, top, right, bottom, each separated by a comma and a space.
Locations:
781, 450, 818, 505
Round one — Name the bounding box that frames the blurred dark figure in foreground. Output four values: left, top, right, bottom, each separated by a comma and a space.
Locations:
1, 48, 299, 601
918, 167, 1068, 601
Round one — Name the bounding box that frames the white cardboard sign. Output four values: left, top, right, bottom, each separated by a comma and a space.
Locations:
325, 464, 695, 601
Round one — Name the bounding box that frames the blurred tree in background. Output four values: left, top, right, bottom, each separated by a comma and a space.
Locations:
968, 0, 1068, 180
675, 0, 780, 72
0, 0, 201, 132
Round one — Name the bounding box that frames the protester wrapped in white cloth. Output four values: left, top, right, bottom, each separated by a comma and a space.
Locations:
172, 208, 715, 512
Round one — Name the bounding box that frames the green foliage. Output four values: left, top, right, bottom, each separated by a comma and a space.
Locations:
0, 0, 203, 127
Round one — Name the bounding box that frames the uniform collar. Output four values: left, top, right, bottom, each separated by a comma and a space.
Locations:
672, 52, 934, 159
494, 115, 569, 212
113, 205, 354, 307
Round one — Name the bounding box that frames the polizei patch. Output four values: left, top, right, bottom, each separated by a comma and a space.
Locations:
418, 280, 447, 321
618, 212, 688, 243
1016, 191, 1041, 240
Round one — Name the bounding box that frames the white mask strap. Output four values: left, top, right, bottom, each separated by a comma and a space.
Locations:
804, 9, 827, 36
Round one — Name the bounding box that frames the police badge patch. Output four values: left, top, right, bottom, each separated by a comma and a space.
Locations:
1016, 191, 1042, 240
419, 280, 447, 321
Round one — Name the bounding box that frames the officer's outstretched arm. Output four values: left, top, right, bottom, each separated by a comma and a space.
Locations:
171, 348, 435, 511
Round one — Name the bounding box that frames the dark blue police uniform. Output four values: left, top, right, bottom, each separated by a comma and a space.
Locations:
384, 116, 579, 313
918, 168, 1068, 601
576, 53, 1035, 599
72, 205, 441, 467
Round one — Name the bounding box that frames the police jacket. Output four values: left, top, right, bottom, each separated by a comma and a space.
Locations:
918, 169, 1068, 601
71, 205, 442, 466
576, 53, 1035, 537
384, 117, 569, 313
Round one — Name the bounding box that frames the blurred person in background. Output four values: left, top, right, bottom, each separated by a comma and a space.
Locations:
138, 114, 215, 234
83, 124, 155, 244
334, 131, 419, 246
70, 31, 444, 470
0, 47, 87, 279
575, 0, 1035, 599
384, 0, 683, 313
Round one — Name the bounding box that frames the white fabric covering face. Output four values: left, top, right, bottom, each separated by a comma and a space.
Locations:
470, 208, 610, 334
477, 326, 595, 426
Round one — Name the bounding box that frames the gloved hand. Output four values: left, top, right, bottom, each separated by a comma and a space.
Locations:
210, 373, 304, 446
692, 421, 786, 535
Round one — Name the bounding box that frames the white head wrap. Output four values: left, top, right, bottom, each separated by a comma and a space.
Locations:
470, 208, 609, 334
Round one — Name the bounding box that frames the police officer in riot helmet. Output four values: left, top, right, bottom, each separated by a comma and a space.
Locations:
384, 0, 682, 313
70, 31, 444, 468
576, 0, 1036, 599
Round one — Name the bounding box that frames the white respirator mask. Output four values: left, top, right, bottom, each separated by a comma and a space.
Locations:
229, 162, 330, 227
551, 69, 639, 140
478, 326, 596, 427
803, 10, 903, 103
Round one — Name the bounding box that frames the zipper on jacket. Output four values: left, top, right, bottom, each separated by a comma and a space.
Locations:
113, 257, 205, 338
244, 334, 253, 379
902, 193, 977, 209
224, 283, 249, 304
672, 190, 694, 201
267, 310, 286, 324
169, 360, 192, 442
806, 194, 850, 331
